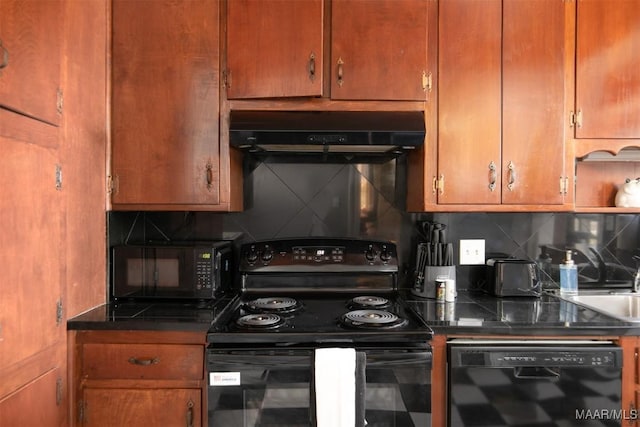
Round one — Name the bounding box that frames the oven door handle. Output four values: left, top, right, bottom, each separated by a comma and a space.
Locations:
513, 366, 560, 379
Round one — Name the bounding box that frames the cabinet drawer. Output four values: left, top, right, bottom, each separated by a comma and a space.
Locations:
82, 344, 203, 380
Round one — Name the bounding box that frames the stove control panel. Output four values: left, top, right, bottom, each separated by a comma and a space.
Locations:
239, 238, 398, 273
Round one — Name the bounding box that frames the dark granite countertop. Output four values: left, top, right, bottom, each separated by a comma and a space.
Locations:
67, 291, 640, 337
403, 290, 640, 336
66, 297, 235, 332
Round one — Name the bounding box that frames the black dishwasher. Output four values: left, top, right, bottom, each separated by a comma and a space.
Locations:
448, 341, 623, 427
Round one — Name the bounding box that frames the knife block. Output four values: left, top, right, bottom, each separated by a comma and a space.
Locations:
411, 265, 456, 299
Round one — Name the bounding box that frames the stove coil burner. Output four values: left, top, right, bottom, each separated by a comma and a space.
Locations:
235, 313, 284, 330
341, 309, 407, 329
244, 297, 302, 315
348, 295, 391, 310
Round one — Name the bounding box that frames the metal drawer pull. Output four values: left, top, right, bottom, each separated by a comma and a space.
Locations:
308, 52, 316, 82
488, 161, 497, 191
337, 58, 344, 87
507, 161, 516, 191
128, 356, 159, 366
186, 400, 194, 427
206, 163, 213, 189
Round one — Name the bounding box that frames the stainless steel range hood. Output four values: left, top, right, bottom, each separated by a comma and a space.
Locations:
229, 110, 425, 161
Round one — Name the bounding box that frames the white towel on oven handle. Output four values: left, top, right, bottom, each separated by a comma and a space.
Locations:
314, 347, 356, 427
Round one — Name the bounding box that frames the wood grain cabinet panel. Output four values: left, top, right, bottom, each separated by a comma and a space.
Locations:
81, 388, 201, 427
330, 0, 430, 101
0, 368, 63, 426
111, 0, 222, 209
226, 0, 324, 99
82, 344, 203, 380
409, 0, 572, 211
73, 331, 206, 427
576, 0, 640, 139
225, 0, 431, 101
0, 122, 63, 373
0, 0, 62, 126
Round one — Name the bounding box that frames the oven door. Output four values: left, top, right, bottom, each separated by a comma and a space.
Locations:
207, 344, 432, 427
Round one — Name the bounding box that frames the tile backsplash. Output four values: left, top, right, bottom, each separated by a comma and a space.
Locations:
109, 156, 640, 291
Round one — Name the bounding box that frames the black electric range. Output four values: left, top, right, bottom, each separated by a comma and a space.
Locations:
206, 238, 433, 427
206, 238, 433, 345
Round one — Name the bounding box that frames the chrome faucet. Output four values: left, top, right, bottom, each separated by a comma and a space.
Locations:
633, 255, 640, 293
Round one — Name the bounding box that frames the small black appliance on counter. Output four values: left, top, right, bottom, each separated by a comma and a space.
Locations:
110, 241, 233, 301
485, 258, 540, 297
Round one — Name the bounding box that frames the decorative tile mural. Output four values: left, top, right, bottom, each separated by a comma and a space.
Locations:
109, 156, 640, 292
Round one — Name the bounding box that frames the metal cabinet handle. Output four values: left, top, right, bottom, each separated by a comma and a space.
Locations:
336, 57, 344, 87
128, 356, 159, 366
0, 40, 9, 70
507, 161, 516, 191
488, 161, 497, 192
186, 400, 194, 427
206, 163, 213, 190
308, 52, 316, 82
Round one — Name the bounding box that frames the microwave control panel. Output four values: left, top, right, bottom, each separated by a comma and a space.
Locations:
195, 248, 214, 290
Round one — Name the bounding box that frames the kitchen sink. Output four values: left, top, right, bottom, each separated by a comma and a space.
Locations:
566, 293, 640, 322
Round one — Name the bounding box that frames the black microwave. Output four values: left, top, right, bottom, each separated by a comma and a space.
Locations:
111, 242, 233, 301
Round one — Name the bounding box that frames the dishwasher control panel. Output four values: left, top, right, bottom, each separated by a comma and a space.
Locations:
450, 345, 622, 368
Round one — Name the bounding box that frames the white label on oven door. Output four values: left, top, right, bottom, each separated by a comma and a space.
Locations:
210, 372, 241, 386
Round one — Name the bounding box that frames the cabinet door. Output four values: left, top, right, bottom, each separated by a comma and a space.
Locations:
437, 0, 502, 204
576, 0, 640, 138
0, 118, 63, 372
111, 0, 220, 207
331, 0, 430, 101
82, 388, 201, 427
0, 368, 63, 426
226, 0, 323, 99
501, 0, 568, 205
0, 0, 62, 125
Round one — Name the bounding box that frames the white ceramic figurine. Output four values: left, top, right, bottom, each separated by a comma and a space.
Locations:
615, 178, 640, 207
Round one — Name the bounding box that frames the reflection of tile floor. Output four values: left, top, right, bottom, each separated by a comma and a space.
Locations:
209, 365, 431, 427
450, 367, 621, 426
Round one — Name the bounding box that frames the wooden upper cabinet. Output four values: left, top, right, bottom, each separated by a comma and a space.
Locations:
0, 0, 62, 125
330, 0, 430, 101
226, 0, 323, 99
435, 0, 569, 208
437, 0, 502, 205
225, 0, 431, 101
501, 0, 568, 205
111, 0, 221, 208
576, 0, 640, 139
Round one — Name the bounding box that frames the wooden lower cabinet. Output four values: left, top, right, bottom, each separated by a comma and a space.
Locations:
0, 367, 63, 427
81, 388, 200, 427
72, 330, 207, 427
618, 336, 640, 427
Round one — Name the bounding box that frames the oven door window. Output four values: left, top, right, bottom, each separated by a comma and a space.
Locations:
208, 351, 312, 427
207, 347, 432, 427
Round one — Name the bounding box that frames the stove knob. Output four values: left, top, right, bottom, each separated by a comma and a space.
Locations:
261, 249, 273, 263
365, 245, 377, 262
380, 247, 392, 262
246, 247, 259, 264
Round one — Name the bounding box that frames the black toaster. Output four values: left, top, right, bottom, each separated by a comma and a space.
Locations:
485, 258, 540, 297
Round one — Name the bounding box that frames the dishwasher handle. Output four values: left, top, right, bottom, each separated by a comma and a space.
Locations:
513, 366, 560, 379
